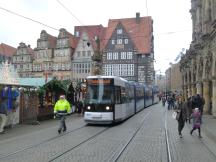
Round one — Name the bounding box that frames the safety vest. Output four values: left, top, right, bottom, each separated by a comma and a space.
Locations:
54, 99, 71, 115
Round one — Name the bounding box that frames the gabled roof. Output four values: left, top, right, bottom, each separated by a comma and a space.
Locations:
103, 16, 153, 54
0, 43, 16, 57
15, 42, 34, 56
36, 30, 57, 49
68, 33, 78, 49
74, 25, 106, 50
58, 28, 78, 49
47, 34, 57, 49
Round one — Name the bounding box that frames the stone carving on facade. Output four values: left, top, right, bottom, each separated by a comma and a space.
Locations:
203, 52, 212, 79
180, 0, 216, 116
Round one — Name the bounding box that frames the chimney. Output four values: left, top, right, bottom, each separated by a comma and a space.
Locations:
136, 12, 140, 23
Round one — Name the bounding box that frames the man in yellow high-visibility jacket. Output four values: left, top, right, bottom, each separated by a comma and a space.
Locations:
54, 95, 71, 134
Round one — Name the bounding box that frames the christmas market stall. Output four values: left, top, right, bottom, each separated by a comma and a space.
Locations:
19, 78, 52, 123
36, 78, 73, 120
0, 62, 39, 126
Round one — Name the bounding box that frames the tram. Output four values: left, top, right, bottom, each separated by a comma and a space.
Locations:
84, 75, 159, 124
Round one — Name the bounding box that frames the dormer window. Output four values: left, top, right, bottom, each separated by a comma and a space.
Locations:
117, 29, 122, 34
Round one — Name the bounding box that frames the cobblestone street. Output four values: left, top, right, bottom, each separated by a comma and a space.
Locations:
0, 103, 216, 162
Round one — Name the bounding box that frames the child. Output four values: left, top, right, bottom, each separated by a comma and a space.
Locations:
190, 108, 202, 138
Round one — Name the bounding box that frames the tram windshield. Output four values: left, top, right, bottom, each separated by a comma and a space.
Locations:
86, 84, 114, 104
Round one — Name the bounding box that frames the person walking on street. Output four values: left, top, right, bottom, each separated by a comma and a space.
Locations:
176, 97, 187, 138
0, 97, 8, 133
190, 108, 202, 138
192, 94, 205, 123
162, 96, 166, 107
54, 95, 71, 134
186, 96, 193, 124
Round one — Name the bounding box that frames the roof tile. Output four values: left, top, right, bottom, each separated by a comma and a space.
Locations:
0, 43, 16, 57
103, 16, 153, 54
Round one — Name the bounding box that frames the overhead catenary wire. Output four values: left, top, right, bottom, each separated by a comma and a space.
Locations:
55, 0, 191, 40
56, 0, 84, 26
0, 4, 192, 41
0, 6, 59, 31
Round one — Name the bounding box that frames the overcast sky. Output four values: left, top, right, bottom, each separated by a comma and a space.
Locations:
0, 0, 192, 74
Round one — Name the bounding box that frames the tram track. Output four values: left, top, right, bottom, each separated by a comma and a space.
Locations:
106, 111, 151, 162
164, 109, 172, 162
49, 127, 110, 162
48, 109, 151, 162
0, 124, 86, 160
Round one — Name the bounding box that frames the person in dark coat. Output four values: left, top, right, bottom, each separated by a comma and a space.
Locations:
186, 96, 193, 124
176, 97, 187, 138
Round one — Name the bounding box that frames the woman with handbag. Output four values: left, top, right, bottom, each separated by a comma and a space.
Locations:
176, 97, 187, 138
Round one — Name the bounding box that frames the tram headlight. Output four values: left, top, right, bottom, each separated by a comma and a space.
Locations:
106, 106, 110, 110
87, 106, 91, 110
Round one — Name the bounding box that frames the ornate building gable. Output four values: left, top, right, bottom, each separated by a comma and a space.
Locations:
73, 31, 94, 61
12, 42, 34, 77
103, 14, 153, 55
103, 21, 137, 81
72, 25, 106, 80
52, 29, 76, 80
103, 22, 136, 62
32, 30, 57, 78
71, 31, 94, 82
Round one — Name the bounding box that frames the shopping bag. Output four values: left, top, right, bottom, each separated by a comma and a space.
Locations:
172, 111, 177, 119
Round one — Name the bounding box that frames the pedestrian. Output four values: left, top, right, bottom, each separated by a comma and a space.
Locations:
54, 95, 71, 134
176, 97, 187, 138
190, 108, 202, 138
186, 96, 193, 124
9, 98, 19, 128
0, 97, 8, 133
192, 94, 205, 123
162, 96, 166, 106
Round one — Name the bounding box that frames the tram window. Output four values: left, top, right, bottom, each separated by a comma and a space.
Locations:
86, 85, 114, 104
114, 87, 121, 104
121, 87, 128, 103
103, 87, 114, 103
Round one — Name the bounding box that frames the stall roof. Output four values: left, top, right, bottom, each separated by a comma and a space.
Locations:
19, 78, 53, 87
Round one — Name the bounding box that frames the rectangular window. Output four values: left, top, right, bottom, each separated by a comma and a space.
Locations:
117, 29, 122, 34
127, 52, 133, 59
82, 51, 86, 57
77, 51, 81, 57
121, 52, 126, 59
117, 39, 122, 44
107, 52, 112, 60
124, 39, 128, 44
87, 51, 91, 57
113, 52, 118, 60
76, 31, 79, 37
112, 40, 115, 44
106, 64, 112, 75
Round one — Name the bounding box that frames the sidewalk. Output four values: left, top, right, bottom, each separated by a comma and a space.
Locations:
201, 115, 216, 143
0, 113, 84, 140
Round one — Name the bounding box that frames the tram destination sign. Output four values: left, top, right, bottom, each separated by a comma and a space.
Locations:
87, 79, 113, 85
